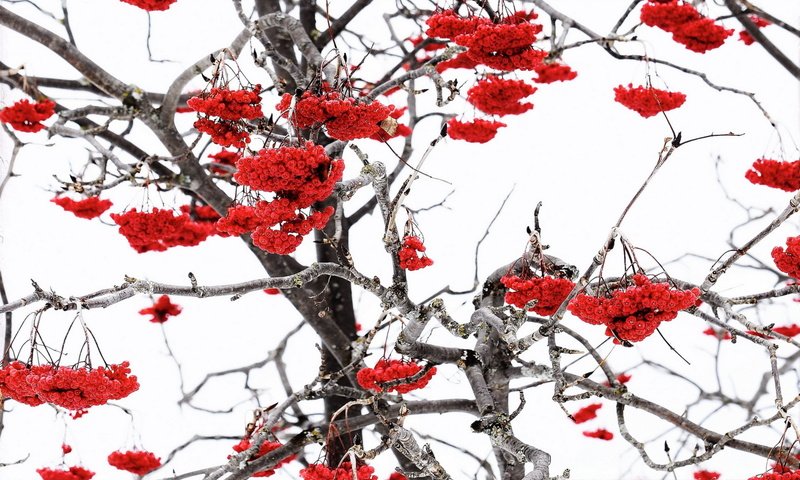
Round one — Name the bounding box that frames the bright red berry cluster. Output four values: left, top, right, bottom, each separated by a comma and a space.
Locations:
426, 10, 546, 71
398, 236, 433, 271
357, 359, 436, 394
37, 466, 95, 480
230, 438, 296, 477
276, 90, 394, 141
773, 324, 800, 337
139, 295, 182, 323
180, 204, 221, 223
119, 0, 177, 10
501, 274, 575, 316
447, 118, 505, 143
567, 274, 700, 343
694, 470, 721, 480
233, 142, 341, 254
748, 472, 800, 480
571, 403, 602, 424
107, 450, 162, 475
640, 1, 732, 53
216, 205, 261, 237
613, 84, 686, 118
51, 196, 113, 219
582, 428, 613, 441
739, 15, 771, 45
467, 76, 536, 116
110, 208, 216, 253
533, 62, 578, 84
772, 237, 800, 278
207, 150, 240, 175
0, 98, 56, 132
0, 361, 139, 410
745, 159, 800, 192
300, 462, 377, 480
189, 86, 262, 148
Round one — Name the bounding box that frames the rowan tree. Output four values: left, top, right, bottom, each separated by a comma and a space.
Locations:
0, 1, 799, 479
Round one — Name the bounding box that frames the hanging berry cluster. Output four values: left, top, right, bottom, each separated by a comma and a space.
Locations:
693, 470, 721, 480
107, 450, 162, 475
772, 236, 800, 279
300, 462, 377, 480
739, 15, 771, 45
398, 236, 433, 271
119, 0, 177, 10
37, 466, 95, 480
446, 118, 506, 143
139, 295, 182, 323
207, 149, 240, 175
747, 472, 800, 480
467, 76, 536, 116
571, 403, 602, 424
276, 88, 401, 141
533, 62, 578, 84
215, 205, 261, 237
426, 10, 546, 72
567, 274, 700, 343
229, 438, 296, 477
501, 274, 575, 316
51, 196, 113, 220
110, 208, 216, 253
640, 1, 733, 53
232, 142, 343, 254
188, 85, 263, 148
0, 361, 139, 410
613, 84, 686, 118
357, 359, 436, 393
0, 98, 56, 133
745, 159, 800, 192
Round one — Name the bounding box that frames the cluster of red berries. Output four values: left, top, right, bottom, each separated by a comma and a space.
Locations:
107, 450, 162, 475
571, 403, 602, 424
533, 62, 578, 84
0, 361, 139, 410
276, 89, 397, 141
51, 196, 113, 220
694, 470, 721, 480
230, 437, 296, 477
772, 236, 800, 278
37, 466, 94, 480
300, 462, 377, 480
640, 1, 733, 53
745, 159, 800, 192
446, 118, 506, 143
119, 0, 177, 10
207, 149, 240, 175
426, 10, 546, 72
188, 86, 263, 148
748, 472, 800, 480
739, 15, 771, 45
567, 274, 700, 343
232, 142, 342, 254
110, 208, 216, 253
582, 428, 613, 441
467, 76, 536, 116
215, 205, 261, 237
501, 274, 575, 316
613, 84, 687, 118
139, 295, 182, 323
0, 98, 56, 132
357, 359, 436, 394
398, 236, 433, 271
773, 324, 800, 337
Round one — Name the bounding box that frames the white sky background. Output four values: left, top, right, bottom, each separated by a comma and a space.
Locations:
1, 1, 800, 479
